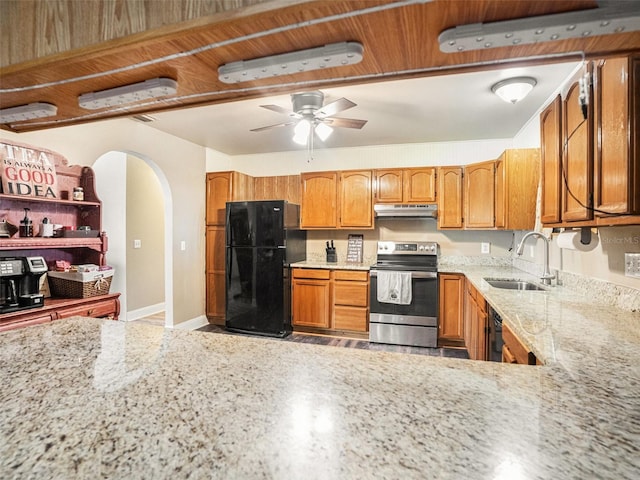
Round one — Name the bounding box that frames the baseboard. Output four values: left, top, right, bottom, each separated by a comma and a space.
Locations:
127, 302, 165, 321
171, 315, 209, 331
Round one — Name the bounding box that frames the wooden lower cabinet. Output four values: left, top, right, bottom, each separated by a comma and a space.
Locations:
292, 268, 369, 334
0, 293, 121, 332
292, 269, 332, 328
502, 323, 540, 365
463, 280, 489, 361
438, 273, 465, 346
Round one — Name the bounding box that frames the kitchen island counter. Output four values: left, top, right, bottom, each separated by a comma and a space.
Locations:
1, 314, 638, 479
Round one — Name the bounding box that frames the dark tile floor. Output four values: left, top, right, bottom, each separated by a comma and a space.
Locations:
197, 324, 470, 359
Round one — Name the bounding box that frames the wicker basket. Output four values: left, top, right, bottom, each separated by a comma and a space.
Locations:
47, 269, 114, 298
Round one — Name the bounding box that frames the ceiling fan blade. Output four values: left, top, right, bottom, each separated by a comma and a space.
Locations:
260, 104, 298, 117
324, 117, 367, 129
250, 121, 297, 132
316, 98, 356, 118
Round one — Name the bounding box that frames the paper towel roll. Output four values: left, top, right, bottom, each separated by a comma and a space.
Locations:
556, 230, 599, 251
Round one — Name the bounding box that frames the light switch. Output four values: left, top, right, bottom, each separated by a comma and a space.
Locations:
134, 239, 141, 249
180, 241, 186, 251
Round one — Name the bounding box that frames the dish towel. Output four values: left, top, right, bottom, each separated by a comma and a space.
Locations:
376, 271, 412, 305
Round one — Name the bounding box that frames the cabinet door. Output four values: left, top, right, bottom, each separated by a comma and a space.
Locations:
292, 278, 331, 328
404, 168, 436, 203
206, 172, 231, 225
231, 171, 254, 201
206, 225, 226, 323
540, 96, 563, 224
562, 65, 594, 222
464, 161, 495, 229
300, 172, 338, 228
438, 273, 464, 344
595, 56, 639, 215
374, 169, 404, 203
437, 167, 463, 229
494, 154, 506, 229
339, 170, 373, 228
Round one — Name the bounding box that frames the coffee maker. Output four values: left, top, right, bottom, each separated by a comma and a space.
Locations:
0, 256, 48, 314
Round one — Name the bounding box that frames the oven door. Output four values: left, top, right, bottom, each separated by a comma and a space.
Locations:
369, 270, 438, 318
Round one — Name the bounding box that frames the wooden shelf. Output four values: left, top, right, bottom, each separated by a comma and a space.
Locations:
0, 193, 100, 207
0, 236, 104, 251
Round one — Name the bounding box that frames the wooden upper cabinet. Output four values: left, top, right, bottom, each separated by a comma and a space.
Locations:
300, 171, 338, 228
375, 169, 404, 203
540, 95, 563, 225
437, 166, 464, 229
339, 170, 373, 229
464, 160, 495, 229
594, 55, 640, 216
206, 172, 231, 225
562, 64, 594, 222
495, 149, 540, 230
254, 175, 301, 204
374, 167, 436, 204
404, 168, 436, 203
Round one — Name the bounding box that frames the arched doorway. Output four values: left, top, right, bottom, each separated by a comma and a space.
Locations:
93, 151, 174, 327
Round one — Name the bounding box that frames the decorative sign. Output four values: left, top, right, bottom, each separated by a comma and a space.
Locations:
1, 140, 58, 198
346, 234, 364, 263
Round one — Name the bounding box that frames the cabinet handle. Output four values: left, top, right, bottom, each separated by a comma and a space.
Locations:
88, 309, 94, 316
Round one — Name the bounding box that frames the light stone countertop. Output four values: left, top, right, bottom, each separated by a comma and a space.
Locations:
291, 260, 372, 270
1, 265, 639, 478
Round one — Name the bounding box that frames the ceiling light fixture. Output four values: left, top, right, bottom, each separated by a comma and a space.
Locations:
0, 102, 57, 123
491, 77, 537, 104
292, 119, 334, 146
78, 77, 178, 110
439, 2, 640, 52
218, 42, 364, 84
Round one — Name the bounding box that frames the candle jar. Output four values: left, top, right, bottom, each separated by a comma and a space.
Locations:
73, 187, 84, 201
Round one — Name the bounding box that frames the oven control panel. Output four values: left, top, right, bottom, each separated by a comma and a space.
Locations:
377, 241, 438, 255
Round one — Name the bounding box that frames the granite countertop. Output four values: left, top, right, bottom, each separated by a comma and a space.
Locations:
291, 260, 372, 271
1, 267, 639, 478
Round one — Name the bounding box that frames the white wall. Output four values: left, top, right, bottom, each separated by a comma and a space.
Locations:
1, 119, 207, 326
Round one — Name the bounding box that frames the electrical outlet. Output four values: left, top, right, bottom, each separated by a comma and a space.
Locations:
133, 239, 142, 249
625, 253, 640, 278
481, 242, 490, 254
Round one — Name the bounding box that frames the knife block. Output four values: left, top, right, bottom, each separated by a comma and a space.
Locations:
326, 251, 337, 263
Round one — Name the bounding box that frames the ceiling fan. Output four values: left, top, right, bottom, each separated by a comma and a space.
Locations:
250, 91, 367, 147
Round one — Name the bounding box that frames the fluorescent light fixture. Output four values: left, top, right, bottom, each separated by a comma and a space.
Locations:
293, 119, 312, 145
78, 77, 177, 110
439, 2, 640, 52
218, 42, 364, 84
0, 102, 57, 123
315, 122, 333, 141
492, 77, 537, 104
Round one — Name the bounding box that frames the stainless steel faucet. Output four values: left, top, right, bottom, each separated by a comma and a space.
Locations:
516, 231, 555, 286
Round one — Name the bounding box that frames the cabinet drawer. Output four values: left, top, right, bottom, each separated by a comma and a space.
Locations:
0, 313, 55, 332
334, 282, 368, 307
293, 268, 330, 280
333, 306, 368, 332
333, 270, 368, 281
55, 299, 119, 320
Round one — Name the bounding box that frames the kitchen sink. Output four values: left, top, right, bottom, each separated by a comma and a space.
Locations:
483, 278, 547, 291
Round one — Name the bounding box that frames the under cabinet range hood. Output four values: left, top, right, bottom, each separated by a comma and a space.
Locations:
374, 204, 437, 218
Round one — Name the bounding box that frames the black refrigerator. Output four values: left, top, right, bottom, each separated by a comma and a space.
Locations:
225, 200, 306, 337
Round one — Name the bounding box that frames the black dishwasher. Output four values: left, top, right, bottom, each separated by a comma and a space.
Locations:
489, 307, 503, 362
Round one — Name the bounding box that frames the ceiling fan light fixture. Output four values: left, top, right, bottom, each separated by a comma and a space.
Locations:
315, 122, 333, 141
492, 77, 537, 104
292, 119, 312, 145
0, 102, 57, 123
78, 77, 178, 110
218, 42, 364, 84
438, 2, 640, 52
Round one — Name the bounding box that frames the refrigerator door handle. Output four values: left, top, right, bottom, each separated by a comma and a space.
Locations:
277, 245, 286, 249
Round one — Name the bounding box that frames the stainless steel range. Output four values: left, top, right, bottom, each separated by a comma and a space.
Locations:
369, 241, 438, 348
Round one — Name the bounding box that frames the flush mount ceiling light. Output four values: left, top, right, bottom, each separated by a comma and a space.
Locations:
492, 77, 537, 104
218, 42, 364, 84
78, 77, 178, 110
439, 2, 640, 52
0, 102, 58, 123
